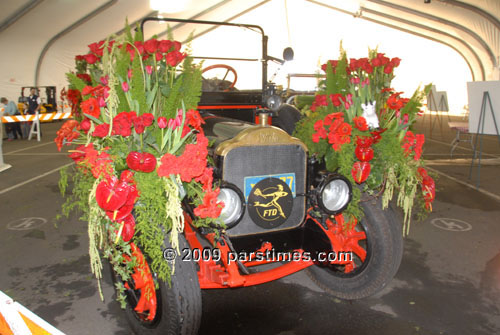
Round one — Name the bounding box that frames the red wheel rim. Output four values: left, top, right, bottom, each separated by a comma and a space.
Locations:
326, 214, 368, 274
123, 243, 158, 321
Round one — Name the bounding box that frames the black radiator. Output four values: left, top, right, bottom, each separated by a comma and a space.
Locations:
222, 144, 307, 237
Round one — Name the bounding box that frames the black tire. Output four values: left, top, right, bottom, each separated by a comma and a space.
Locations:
111, 234, 202, 335
306, 196, 403, 299
274, 104, 302, 135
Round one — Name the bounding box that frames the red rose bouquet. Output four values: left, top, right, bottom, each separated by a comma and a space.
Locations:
56, 25, 222, 311
294, 48, 434, 234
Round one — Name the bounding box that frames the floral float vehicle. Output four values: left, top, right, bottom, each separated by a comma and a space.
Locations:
56, 17, 434, 335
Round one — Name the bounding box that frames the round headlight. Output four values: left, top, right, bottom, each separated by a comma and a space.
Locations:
217, 183, 245, 228
317, 175, 352, 214
266, 94, 282, 111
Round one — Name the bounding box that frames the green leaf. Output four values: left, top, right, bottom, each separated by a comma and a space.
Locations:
83, 113, 103, 125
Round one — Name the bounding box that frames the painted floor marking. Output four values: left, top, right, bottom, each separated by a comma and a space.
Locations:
4, 141, 54, 155
0, 162, 73, 195
431, 218, 472, 232
426, 167, 500, 203
7, 217, 47, 230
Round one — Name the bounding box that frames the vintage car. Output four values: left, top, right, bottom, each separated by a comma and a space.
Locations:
114, 17, 403, 335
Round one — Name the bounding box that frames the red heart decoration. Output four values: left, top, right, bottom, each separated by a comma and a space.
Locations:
126, 151, 157, 173
351, 161, 371, 184
121, 214, 136, 242
95, 176, 130, 211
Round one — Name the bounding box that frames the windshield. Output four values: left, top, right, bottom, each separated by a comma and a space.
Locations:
142, 19, 266, 91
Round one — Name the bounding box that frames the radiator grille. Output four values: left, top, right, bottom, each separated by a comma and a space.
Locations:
222, 144, 306, 237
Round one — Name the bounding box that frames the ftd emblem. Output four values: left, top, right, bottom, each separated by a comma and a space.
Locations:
247, 177, 293, 229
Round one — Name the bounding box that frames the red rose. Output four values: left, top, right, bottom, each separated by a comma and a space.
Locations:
80, 118, 91, 133
126, 44, 135, 61
330, 93, 343, 107
134, 41, 145, 55
126, 151, 157, 173
76, 73, 92, 84
144, 39, 158, 54
92, 123, 110, 138
391, 57, 401, 67
166, 51, 185, 67
371, 57, 382, 67
84, 53, 98, 64
384, 64, 394, 74
88, 41, 105, 57
112, 111, 136, 137
142, 113, 154, 126
133, 117, 145, 134
158, 40, 172, 53
173, 41, 181, 51
80, 97, 101, 118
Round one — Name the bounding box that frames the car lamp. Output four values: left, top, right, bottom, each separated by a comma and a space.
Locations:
217, 183, 245, 228
316, 174, 352, 215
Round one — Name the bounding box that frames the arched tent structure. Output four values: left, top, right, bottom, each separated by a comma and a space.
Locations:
0, 0, 499, 109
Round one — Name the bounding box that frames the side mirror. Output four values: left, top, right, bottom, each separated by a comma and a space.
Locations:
283, 47, 294, 62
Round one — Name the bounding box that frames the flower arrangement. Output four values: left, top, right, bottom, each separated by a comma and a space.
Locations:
294, 48, 435, 234
56, 25, 223, 309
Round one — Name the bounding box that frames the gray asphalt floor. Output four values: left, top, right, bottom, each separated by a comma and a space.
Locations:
1, 114, 499, 335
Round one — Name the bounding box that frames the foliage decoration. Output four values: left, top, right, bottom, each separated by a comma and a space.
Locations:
294, 47, 435, 234
56, 24, 224, 315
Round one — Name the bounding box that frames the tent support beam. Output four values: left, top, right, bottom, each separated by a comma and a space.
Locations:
175, 0, 271, 42
155, 0, 233, 38
439, 0, 500, 31
0, 0, 44, 34
367, 0, 497, 69
307, 0, 481, 81
113, 11, 158, 38
34, 0, 118, 87
361, 7, 484, 80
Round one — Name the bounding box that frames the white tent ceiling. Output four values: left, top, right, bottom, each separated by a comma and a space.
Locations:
0, 0, 499, 110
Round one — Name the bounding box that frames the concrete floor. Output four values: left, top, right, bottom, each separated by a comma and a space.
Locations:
1, 115, 500, 335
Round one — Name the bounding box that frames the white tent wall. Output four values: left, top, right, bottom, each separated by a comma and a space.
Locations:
38, 0, 154, 104
0, 0, 114, 102
0, 0, 499, 113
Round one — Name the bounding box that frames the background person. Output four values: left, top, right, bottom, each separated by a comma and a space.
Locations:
24, 88, 42, 138
1, 97, 22, 141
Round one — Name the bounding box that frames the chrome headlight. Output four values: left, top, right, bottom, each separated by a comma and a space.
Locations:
217, 183, 245, 228
317, 175, 352, 215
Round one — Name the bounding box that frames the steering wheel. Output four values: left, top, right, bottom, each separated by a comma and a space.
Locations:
202, 64, 238, 91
